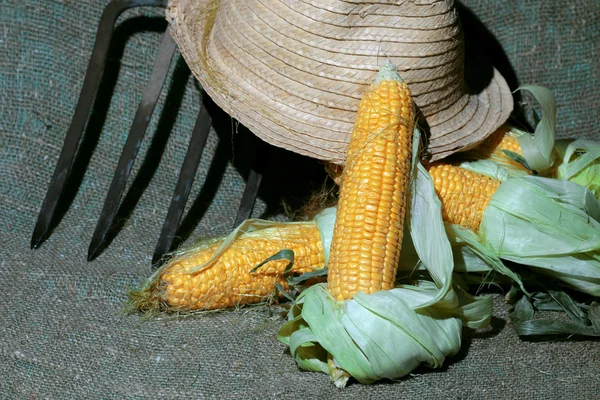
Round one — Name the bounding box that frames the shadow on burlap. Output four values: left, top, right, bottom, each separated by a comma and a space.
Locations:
1, 1, 598, 398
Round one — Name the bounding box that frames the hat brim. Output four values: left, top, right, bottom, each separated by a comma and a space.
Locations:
167, 0, 513, 163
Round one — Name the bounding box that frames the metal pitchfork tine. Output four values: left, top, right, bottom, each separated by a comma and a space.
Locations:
31, 0, 264, 266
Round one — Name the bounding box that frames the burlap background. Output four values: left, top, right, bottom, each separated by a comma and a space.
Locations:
1, 1, 598, 398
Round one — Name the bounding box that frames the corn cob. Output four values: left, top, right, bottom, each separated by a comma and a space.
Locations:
427, 162, 501, 232
484, 125, 523, 154
131, 223, 325, 312
327, 62, 414, 301
469, 125, 529, 172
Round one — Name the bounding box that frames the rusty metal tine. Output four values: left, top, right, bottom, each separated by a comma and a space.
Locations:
152, 102, 212, 266
31, 0, 168, 249
88, 31, 176, 261
233, 165, 263, 228
233, 136, 265, 228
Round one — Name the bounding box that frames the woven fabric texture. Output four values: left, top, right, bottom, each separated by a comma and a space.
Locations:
1, 0, 599, 398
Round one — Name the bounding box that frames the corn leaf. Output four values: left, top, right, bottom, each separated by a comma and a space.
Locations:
512, 295, 535, 322
250, 249, 294, 274
544, 287, 589, 324
531, 292, 568, 311
290, 268, 328, 285
515, 85, 557, 172
501, 150, 533, 174
511, 318, 600, 337
274, 283, 296, 303
509, 294, 600, 338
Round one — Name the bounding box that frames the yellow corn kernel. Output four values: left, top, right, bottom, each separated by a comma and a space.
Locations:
427, 163, 501, 231
473, 125, 529, 171
155, 223, 325, 311
327, 62, 414, 301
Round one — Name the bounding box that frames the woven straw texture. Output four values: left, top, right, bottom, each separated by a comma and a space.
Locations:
167, 0, 513, 163
1, 0, 599, 398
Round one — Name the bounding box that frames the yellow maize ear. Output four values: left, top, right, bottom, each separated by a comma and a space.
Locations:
472, 125, 529, 172
131, 223, 325, 312
427, 162, 501, 232
487, 125, 523, 154
327, 62, 414, 301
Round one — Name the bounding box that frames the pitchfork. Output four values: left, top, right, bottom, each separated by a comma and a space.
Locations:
31, 0, 266, 266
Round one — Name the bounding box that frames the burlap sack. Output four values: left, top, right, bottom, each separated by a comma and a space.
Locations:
1, 0, 598, 398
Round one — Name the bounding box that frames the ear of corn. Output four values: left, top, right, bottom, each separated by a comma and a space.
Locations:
487, 126, 524, 156
479, 175, 600, 296
427, 162, 501, 232
278, 135, 493, 386
465, 125, 530, 175
466, 87, 556, 175
130, 221, 326, 312
479, 125, 524, 157
327, 61, 414, 301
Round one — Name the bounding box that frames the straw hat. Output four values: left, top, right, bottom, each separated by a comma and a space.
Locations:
166, 0, 513, 163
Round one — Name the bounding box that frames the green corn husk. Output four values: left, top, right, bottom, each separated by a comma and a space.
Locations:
479, 175, 600, 297
458, 159, 511, 182
554, 138, 600, 200
462, 85, 600, 200
453, 157, 600, 296
462, 126, 531, 178
278, 129, 493, 386
514, 85, 557, 173
429, 157, 600, 336
462, 86, 556, 177
445, 224, 529, 293
446, 149, 600, 297
516, 86, 600, 199
445, 226, 600, 339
